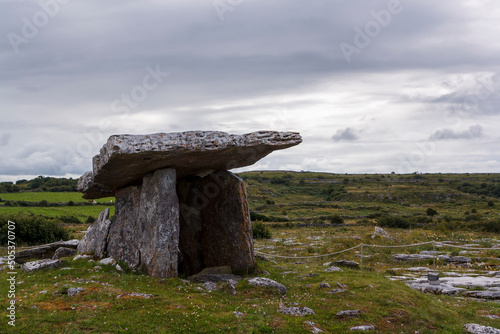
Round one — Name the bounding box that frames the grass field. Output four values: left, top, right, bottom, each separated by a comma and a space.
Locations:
1, 172, 499, 333
1, 225, 499, 333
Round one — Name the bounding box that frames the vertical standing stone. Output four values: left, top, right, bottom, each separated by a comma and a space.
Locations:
177, 176, 204, 276
139, 168, 179, 278
107, 168, 179, 278
107, 186, 142, 269
178, 171, 254, 275
77, 207, 112, 258
200, 171, 254, 273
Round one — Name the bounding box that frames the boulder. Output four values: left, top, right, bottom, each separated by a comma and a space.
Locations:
52, 247, 77, 260
15, 240, 79, 264
78, 131, 302, 199
77, 208, 112, 258
333, 260, 360, 268
337, 310, 360, 317
350, 325, 375, 331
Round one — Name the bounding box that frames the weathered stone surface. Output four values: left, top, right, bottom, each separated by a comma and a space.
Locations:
337, 310, 360, 317
21, 259, 62, 273
325, 266, 343, 272
79, 131, 302, 199
464, 324, 500, 334
350, 325, 375, 331
178, 171, 254, 275
52, 247, 77, 260
278, 306, 315, 316
66, 287, 85, 297
15, 240, 79, 264
107, 186, 142, 269
77, 208, 112, 258
464, 290, 500, 300
107, 168, 179, 278
407, 282, 466, 296
247, 277, 287, 294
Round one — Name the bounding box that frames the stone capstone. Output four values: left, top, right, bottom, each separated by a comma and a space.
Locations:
77, 208, 112, 258
78, 130, 302, 199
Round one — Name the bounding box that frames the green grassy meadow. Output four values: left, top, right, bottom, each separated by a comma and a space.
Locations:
1, 171, 500, 333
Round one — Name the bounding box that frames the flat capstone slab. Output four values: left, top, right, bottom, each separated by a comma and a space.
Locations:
78, 130, 302, 199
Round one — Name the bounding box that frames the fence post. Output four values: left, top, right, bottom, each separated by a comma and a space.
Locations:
360, 244, 364, 271
433, 241, 436, 271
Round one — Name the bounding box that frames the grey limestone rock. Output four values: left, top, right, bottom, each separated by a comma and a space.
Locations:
464, 324, 500, 334
247, 277, 287, 294
15, 240, 79, 264
21, 259, 62, 273
66, 287, 85, 297
77, 208, 112, 258
337, 310, 360, 317
79, 131, 302, 199
350, 325, 375, 331
107, 168, 179, 278
52, 247, 77, 260
278, 306, 315, 316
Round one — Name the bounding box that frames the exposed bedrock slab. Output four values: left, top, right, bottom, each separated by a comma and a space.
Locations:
15, 240, 79, 264
79, 131, 302, 199
178, 171, 254, 276
107, 168, 179, 278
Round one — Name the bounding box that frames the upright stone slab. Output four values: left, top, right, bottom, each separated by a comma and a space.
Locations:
107, 168, 179, 278
200, 171, 254, 272
177, 176, 204, 276
178, 171, 254, 275
107, 186, 142, 269
139, 168, 179, 278
77, 208, 112, 258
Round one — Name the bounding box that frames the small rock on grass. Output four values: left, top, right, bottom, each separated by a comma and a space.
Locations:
325, 266, 343, 273
65, 287, 85, 297
98, 257, 116, 266
337, 310, 360, 317
247, 277, 287, 294
117, 292, 154, 299
202, 282, 219, 292
350, 325, 375, 331
278, 306, 315, 316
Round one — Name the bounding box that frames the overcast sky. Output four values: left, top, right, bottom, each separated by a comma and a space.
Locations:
1, 0, 499, 182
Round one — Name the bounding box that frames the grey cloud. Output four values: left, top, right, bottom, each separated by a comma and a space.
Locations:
0, 133, 10, 146
332, 128, 359, 142
429, 125, 484, 141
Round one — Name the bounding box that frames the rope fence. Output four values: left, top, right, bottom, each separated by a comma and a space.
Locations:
254, 240, 500, 271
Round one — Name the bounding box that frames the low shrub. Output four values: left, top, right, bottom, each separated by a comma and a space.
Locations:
0, 213, 69, 246
329, 214, 344, 225
376, 215, 412, 229
252, 221, 272, 239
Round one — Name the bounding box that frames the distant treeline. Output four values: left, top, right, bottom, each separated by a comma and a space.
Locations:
0, 176, 77, 193
0, 199, 113, 207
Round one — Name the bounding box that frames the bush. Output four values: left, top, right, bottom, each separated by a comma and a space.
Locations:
85, 216, 96, 224
426, 208, 438, 216
376, 215, 412, 229
482, 219, 500, 233
0, 213, 69, 246
252, 221, 272, 239
329, 214, 344, 225
58, 215, 81, 224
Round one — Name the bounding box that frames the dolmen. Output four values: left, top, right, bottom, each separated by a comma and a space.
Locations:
77, 130, 302, 278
